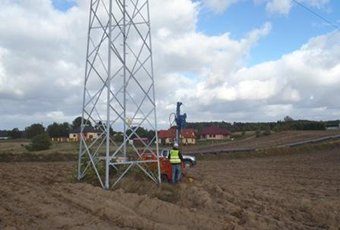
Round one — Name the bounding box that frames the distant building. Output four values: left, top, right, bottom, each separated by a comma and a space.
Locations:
158, 128, 196, 145
180, 129, 196, 145
51, 137, 69, 142
69, 127, 101, 142
200, 126, 231, 140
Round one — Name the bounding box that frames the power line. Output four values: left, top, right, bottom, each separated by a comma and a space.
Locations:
292, 0, 339, 30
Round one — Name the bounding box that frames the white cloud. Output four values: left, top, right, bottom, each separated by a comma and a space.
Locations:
220, 31, 340, 119
304, 0, 330, 9
46, 111, 67, 121
263, 104, 293, 117
260, 0, 330, 15
0, 0, 339, 130
202, 0, 240, 13
266, 0, 292, 15
0, 1, 87, 129
152, 20, 272, 120
151, 0, 199, 35
161, 29, 340, 123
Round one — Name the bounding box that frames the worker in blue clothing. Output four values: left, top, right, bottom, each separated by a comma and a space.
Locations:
168, 142, 184, 184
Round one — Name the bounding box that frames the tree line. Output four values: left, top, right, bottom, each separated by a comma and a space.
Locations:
2, 116, 157, 141
186, 118, 339, 133
2, 116, 339, 140
4, 118, 81, 139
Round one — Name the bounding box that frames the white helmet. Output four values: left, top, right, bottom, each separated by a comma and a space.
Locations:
173, 142, 179, 148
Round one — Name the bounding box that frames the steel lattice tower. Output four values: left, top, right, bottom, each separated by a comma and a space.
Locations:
77, 0, 160, 189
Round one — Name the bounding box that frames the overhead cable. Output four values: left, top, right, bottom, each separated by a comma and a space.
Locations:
292, 0, 339, 30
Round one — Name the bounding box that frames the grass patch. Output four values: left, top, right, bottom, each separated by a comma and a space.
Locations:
0, 139, 79, 162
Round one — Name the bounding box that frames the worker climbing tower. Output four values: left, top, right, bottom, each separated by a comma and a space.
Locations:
77, 0, 160, 189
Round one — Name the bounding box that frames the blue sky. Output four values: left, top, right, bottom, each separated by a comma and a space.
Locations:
50, 0, 339, 66
52, 0, 77, 11
197, 0, 339, 65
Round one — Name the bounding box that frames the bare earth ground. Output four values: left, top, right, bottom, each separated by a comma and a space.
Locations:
183, 130, 340, 152
1, 146, 340, 229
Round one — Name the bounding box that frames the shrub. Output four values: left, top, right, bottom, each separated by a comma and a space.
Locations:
255, 129, 261, 138
263, 128, 271, 136
26, 133, 52, 151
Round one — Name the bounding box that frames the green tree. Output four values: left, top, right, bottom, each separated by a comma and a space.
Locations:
72, 116, 92, 129
126, 126, 154, 140
25, 123, 45, 139
47, 122, 70, 138
284, 116, 294, 122
263, 126, 271, 136
8, 128, 22, 139
95, 121, 114, 135
26, 132, 52, 151
113, 132, 124, 142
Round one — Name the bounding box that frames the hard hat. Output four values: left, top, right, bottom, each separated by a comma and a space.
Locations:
173, 142, 179, 148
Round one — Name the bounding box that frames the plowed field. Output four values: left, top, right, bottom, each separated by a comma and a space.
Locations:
1, 147, 340, 229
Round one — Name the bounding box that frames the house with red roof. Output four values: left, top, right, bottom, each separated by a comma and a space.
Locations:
158, 128, 196, 145
200, 126, 231, 140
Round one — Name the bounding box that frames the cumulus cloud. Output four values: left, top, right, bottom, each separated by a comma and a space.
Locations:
0, 0, 339, 130
0, 0, 87, 129
152, 18, 272, 122
186, 30, 340, 121
266, 0, 292, 15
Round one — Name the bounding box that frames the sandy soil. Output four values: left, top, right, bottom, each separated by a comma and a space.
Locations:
1, 148, 340, 229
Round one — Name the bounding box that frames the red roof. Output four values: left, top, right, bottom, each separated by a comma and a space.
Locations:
158, 128, 196, 139
200, 126, 231, 136
180, 129, 196, 138
158, 129, 175, 138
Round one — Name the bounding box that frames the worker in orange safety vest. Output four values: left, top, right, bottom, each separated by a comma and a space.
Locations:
168, 142, 184, 184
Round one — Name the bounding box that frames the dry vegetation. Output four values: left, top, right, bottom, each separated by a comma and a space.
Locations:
183, 130, 340, 152
0, 131, 340, 229
0, 140, 78, 162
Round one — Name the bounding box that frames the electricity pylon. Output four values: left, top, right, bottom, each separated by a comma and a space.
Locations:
77, 0, 160, 189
